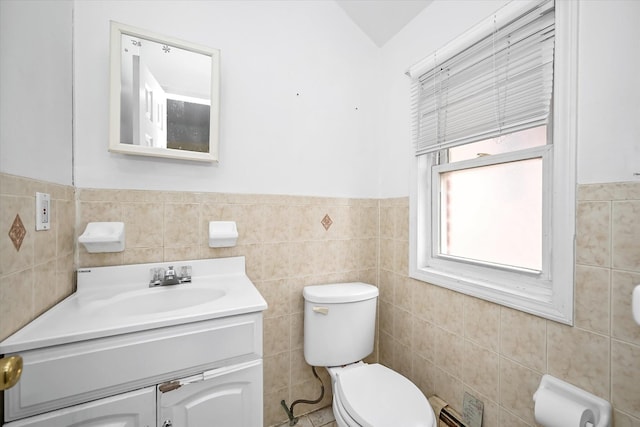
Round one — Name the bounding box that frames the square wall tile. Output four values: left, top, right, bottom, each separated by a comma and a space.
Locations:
499, 357, 541, 426
612, 271, 640, 346
56, 198, 75, 256
613, 410, 640, 427
499, 409, 532, 427
221, 203, 264, 245
290, 349, 314, 386
0, 269, 34, 341
78, 201, 122, 225
500, 307, 546, 373
612, 201, 640, 272
379, 238, 394, 272
433, 327, 464, 378
413, 281, 436, 324
395, 204, 409, 242
34, 215, 56, 264
263, 315, 291, 357
463, 340, 499, 402
122, 202, 164, 248
290, 376, 333, 416
464, 296, 500, 352
255, 279, 289, 319
164, 203, 200, 247
412, 354, 436, 398
395, 276, 413, 311
380, 206, 395, 239
434, 367, 464, 414
547, 322, 610, 399
576, 201, 610, 267
574, 264, 610, 334
394, 342, 413, 379
431, 285, 464, 336
33, 259, 58, 317
55, 253, 75, 299
264, 352, 290, 395
392, 306, 413, 347
611, 340, 640, 418
263, 386, 290, 427
413, 317, 436, 362
162, 246, 200, 262
123, 247, 163, 265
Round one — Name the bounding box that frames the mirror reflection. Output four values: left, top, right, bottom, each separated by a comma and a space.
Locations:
110, 22, 220, 162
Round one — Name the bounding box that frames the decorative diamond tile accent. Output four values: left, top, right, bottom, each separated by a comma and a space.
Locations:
8, 214, 26, 251
321, 214, 333, 231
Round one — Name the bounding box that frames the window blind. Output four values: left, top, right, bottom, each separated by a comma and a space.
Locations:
409, 0, 555, 156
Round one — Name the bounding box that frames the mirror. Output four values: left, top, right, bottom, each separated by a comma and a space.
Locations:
109, 22, 220, 162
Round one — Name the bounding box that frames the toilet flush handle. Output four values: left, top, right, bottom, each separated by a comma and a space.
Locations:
312, 306, 329, 315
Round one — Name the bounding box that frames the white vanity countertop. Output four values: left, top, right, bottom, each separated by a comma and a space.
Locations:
0, 256, 267, 354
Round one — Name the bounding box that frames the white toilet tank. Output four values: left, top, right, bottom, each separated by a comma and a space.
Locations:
303, 283, 378, 367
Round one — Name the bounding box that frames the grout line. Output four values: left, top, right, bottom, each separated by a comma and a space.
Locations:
608, 199, 613, 402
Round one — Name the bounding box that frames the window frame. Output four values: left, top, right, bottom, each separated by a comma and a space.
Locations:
431, 143, 552, 275
409, 0, 578, 324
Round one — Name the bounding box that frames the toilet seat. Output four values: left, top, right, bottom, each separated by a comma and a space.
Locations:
334, 364, 435, 427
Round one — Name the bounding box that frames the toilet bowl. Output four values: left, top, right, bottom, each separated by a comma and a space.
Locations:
303, 283, 435, 427
328, 362, 434, 427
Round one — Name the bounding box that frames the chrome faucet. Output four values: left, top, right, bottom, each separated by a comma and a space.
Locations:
149, 265, 192, 287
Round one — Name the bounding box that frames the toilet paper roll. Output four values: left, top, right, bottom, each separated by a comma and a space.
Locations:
534, 389, 596, 427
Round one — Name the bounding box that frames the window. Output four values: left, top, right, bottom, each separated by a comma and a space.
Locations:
409, 0, 578, 324
439, 127, 547, 272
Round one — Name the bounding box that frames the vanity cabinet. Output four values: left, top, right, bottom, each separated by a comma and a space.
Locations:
3, 313, 263, 427
0, 257, 267, 427
5, 360, 262, 427
158, 359, 262, 427
3, 387, 156, 427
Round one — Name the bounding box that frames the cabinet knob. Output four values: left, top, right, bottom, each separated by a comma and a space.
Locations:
162, 420, 173, 427
1, 355, 23, 391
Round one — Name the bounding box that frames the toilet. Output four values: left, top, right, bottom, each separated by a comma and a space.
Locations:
303, 282, 435, 427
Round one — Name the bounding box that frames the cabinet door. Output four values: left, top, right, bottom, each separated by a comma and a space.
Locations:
4, 387, 155, 427
158, 360, 262, 427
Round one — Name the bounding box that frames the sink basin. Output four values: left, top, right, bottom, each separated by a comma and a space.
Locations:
0, 256, 268, 355
87, 286, 227, 316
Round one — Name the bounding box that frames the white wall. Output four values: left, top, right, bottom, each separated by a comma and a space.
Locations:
0, 0, 73, 186
377, 0, 640, 198
73, 0, 381, 198
4, 1, 638, 197
577, 0, 640, 184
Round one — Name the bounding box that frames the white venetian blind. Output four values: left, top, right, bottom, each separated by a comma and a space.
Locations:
409, 0, 555, 156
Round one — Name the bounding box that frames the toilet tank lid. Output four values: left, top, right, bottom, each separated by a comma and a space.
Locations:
303, 283, 378, 304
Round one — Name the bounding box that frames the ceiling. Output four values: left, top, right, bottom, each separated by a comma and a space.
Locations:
335, 0, 433, 47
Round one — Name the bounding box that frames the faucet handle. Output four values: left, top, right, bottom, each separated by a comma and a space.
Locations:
179, 265, 192, 283
149, 267, 163, 286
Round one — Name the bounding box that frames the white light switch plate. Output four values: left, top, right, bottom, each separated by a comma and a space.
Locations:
35, 192, 50, 231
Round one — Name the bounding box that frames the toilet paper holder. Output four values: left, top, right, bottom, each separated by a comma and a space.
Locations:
533, 375, 611, 427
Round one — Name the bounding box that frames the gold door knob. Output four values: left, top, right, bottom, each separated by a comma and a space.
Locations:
1, 355, 23, 391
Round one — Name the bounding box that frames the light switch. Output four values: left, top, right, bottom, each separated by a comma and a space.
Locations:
35, 192, 50, 231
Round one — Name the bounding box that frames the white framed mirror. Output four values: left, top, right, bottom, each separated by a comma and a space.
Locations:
109, 21, 220, 162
